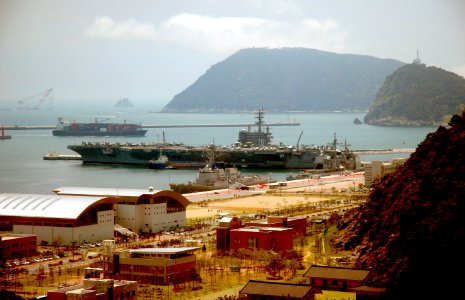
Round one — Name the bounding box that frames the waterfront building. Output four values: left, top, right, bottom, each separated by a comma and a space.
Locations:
53, 187, 190, 235
0, 188, 189, 246
0, 193, 116, 245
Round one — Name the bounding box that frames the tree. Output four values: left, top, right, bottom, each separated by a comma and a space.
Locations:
265, 256, 285, 278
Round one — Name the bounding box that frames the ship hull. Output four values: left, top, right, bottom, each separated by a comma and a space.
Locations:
53, 130, 147, 137
67, 143, 358, 170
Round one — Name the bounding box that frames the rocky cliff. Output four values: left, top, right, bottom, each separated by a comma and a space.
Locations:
333, 110, 465, 299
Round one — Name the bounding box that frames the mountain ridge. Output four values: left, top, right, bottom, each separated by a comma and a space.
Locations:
161, 47, 405, 113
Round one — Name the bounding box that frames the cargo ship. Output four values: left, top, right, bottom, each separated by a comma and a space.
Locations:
67, 110, 361, 170
52, 117, 147, 137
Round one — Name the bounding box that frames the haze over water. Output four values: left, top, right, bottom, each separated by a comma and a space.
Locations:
0, 106, 437, 195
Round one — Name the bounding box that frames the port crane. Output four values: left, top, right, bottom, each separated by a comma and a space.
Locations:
17, 88, 54, 110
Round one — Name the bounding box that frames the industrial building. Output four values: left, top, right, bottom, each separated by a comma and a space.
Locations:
0, 193, 116, 245
0, 187, 189, 246
53, 187, 190, 235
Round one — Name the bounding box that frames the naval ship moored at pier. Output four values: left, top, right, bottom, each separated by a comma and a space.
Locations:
67, 110, 361, 170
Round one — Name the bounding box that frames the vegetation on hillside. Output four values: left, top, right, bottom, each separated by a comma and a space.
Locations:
364, 64, 465, 126
333, 110, 465, 299
162, 47, 404, 113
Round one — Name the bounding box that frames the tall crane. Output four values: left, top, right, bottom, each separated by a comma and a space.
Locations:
17, 88, 54, 110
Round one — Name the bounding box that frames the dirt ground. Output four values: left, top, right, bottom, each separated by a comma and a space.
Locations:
186, 172, 365, 219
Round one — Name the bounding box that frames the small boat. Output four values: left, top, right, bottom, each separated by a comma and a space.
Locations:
148, 150, 169, 169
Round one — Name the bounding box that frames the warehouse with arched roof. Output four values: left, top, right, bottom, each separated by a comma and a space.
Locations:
53, 187, 190, 235
0, 193, 116, 245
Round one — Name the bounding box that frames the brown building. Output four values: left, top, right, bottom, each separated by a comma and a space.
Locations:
0, 233, 37, 260
106, 247, 200, 285
240, 280, 321, 300
304, 265, 385, 299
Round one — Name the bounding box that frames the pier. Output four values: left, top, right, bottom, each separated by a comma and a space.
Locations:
3, 122, 300, 130
354, 148, 415, 155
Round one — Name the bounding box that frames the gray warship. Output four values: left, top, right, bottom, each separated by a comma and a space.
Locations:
67, 110, 361, 170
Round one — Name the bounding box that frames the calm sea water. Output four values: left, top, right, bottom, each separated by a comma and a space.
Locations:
0, 105, 437, 194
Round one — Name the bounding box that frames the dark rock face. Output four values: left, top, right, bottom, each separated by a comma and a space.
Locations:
333, 111, 465, 299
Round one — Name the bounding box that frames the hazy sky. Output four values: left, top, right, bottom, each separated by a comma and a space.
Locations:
1, 0, 464, 109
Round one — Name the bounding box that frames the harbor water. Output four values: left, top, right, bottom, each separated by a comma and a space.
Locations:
0, 105, 437, 194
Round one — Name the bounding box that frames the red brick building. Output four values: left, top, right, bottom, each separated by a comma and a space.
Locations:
217, 215, 307, 253
245, 216, 307, 237
0, 233, 37, 260
230, 227, 294, 252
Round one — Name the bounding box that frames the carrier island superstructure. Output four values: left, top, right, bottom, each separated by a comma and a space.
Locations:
67, 110, 361, 170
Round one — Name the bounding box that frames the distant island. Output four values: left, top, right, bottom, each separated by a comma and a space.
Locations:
161, 47, 404, 113
115, 98, 133, 107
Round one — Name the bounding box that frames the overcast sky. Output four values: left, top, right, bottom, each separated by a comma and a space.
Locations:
1, 0, 464, 109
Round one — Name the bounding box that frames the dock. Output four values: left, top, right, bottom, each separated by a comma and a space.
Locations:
3, 122, 300, 130
354, 148, 415, 155
43, 153, 82, 160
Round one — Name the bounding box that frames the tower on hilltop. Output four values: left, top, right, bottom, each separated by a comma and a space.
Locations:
412, 49, 422, 65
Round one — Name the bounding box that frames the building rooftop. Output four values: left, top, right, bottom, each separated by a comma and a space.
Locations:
304, 265, 370, 281
129, 247, 200, 255
240, 280, 318, 298
232, 226, 291, 233
0, 193, 115, 219
53, 186, 161, 197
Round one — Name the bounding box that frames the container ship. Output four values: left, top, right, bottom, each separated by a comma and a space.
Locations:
52, 117, 147, 137
67, 110, 361, 170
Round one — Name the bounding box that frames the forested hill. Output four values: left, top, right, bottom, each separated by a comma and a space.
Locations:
333, 110, 465, 299
161, 48, 404, 113
364, 63, 465, 126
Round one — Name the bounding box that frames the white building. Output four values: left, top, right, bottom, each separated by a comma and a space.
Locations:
0, 193, 116, 245
53, 187, 190, 235
364, 158, 407, 187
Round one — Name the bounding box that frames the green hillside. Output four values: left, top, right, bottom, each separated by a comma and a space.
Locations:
364, 63, 465, 126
